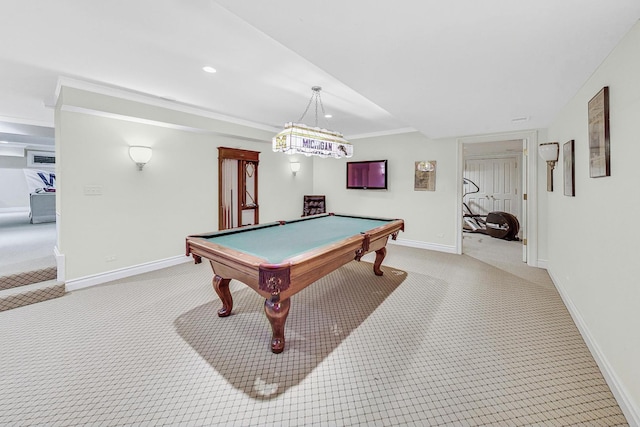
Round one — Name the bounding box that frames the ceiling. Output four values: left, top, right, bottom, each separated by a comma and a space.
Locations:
1, 1, 639, 150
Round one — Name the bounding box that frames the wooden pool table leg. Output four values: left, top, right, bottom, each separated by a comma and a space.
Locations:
373, 247, 386, 276
264, 296, 290, 354
212, 275, 233, 317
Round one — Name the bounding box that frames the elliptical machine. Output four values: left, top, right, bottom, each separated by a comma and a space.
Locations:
463, 178, 520, 241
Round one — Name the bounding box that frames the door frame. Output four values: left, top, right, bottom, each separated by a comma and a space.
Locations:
456, 130, 539, 267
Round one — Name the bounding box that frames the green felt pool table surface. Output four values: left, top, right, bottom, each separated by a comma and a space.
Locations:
202, 214, 392, 263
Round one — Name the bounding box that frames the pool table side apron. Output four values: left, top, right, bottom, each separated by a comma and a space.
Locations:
185, 218, 404, 353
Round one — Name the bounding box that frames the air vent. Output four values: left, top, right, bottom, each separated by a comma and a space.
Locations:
27, 150, 55, 168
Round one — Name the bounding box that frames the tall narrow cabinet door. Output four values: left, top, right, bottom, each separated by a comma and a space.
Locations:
239, 160, 259, 227
220, 158, 238, 229
218, 147, 260, 230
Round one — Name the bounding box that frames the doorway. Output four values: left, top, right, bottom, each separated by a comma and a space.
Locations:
457, 131, 539, 267
0, 122, 57, 278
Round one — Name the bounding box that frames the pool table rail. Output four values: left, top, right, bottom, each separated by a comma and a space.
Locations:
185, 214, 404, 353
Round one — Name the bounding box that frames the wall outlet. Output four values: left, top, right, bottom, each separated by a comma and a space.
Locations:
105, 255, 116, 262
84, 185, 103, 195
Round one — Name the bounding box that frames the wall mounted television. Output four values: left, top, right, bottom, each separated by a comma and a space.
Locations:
346, 160, 388, 190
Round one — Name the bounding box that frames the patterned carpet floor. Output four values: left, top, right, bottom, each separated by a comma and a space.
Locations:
0, 241, 627, 426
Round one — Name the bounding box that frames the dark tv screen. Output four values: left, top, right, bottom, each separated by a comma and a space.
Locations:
346, 160, 388, 190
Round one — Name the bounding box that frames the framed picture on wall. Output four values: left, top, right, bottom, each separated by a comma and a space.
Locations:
563, 140, 575, 197
587, 86, 610, 178
414, 161, 436, 191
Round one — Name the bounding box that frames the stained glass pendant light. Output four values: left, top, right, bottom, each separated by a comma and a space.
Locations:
272, 86, 353, 159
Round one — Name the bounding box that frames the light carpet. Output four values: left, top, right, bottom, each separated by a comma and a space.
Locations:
0, 241, 627, 426
0, 211, 56, 277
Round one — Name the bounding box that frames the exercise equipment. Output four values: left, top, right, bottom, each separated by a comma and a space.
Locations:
463, 178, 520, 241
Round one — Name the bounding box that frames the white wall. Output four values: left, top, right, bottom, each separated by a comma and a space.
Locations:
547, 21, 640, 423
0, 146, 56, 210
0, 154, 30, 210
0, 155, 29, 211
313, 131, 459, 252
56, 86, 314, 281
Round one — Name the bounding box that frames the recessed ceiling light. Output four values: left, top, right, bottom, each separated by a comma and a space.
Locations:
324, 114, 332, 118
202, 66, 217, 73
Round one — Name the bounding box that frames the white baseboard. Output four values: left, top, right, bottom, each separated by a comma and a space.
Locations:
391, 238, 457, 254
61, 237, 455, 292
65, 255, 192, 292
537, 259, 548, 269
548, 269, 639, 426
61, 238, 454, 293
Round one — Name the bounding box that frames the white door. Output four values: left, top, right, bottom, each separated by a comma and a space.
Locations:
464, 157, 520, 220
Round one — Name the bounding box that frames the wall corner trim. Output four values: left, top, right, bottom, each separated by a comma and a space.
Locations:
54, 245, 65, 282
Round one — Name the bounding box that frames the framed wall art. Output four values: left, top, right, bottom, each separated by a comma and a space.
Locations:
563, 140, 575, 197
414, 161, 436, 191
587, 86, 610, 178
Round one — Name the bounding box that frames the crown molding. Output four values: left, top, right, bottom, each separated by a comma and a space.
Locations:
59, 105, 267, 144
347, 127, 417, 141
0, 115, 54, 128
55, 77, 280, 133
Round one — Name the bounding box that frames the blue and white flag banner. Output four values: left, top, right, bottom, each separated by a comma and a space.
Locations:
23, 169, 56, 193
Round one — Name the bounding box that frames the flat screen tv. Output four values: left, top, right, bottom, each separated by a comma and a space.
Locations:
346, 160, 388, 190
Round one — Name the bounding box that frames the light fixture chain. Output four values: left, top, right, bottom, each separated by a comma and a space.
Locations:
295, 86, 330, 129
314, 92, 319, 127
317, 94, 328, 127
296, 92, 315, 123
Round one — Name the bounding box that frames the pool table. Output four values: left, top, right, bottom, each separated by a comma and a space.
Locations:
186, 213, 404, 353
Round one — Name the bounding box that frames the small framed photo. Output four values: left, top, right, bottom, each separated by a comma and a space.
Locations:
563, 140, 575, 197
414, 161, 436, 191
588, 86, 610, 178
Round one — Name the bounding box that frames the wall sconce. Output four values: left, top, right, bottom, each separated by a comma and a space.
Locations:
538, 142, 559, 191
129, 146, 153, 171
290, 161, 301, 176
